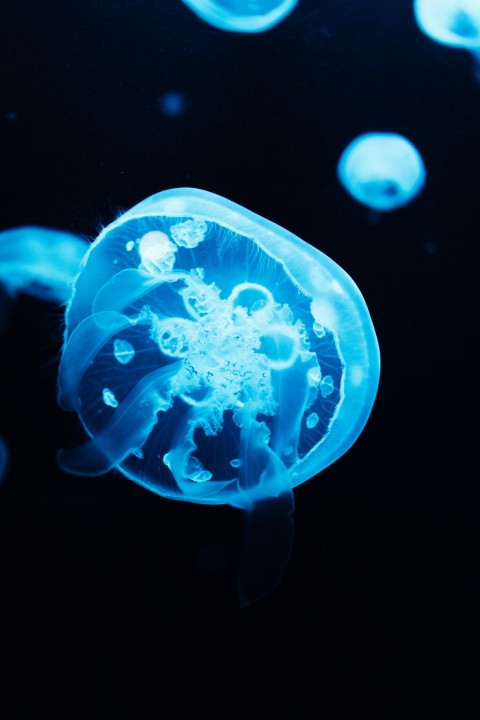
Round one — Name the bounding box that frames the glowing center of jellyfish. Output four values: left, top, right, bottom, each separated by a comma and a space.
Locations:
145, 268, 314, 482
151, 276, 304, 406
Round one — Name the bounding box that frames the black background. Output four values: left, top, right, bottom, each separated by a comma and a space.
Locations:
0, 1, 478, 716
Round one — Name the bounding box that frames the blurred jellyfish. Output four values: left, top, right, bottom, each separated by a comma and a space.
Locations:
337, 132, 426, 212
56, 187, 380, 607
413, 0, 480, 80
0, 226, 90, 305
181, 0, 298, 33
158, 91, 188, 117
0, 435, 9, 484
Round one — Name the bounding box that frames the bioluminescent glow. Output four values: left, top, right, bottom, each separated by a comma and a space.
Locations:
0, 435, 8, 484
414, 0, 480, 80
57, 187, 380, 606
0, 226, 90, 304
158, 91, 188, 117
337, 132, 427, 211
181, 0, 298, 33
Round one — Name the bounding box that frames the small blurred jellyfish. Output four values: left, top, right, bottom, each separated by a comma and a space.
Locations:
158, 91, 187, 117
337, 132, 426, 212
0, 226, 90, 305
0, 435, 9, 484
56, 187, 380, 607
414, 0, 480, 81
181, 0, 298, 33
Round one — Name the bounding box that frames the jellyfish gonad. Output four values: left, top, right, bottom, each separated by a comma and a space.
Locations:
413, 0, 480, 81
337, 132, 426, 213
56, 188, 380, 607
181, 0, 298, 33
0, 226, 90, 305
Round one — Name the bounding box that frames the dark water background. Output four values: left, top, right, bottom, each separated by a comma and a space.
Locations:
0, 1, 478, 715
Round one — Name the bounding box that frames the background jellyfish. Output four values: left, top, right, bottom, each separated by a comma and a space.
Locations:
158, 91, 188, 117
413, 0, 480, 81
0, 435, 9, 485
0, 226, 90, 305
181, 0, 298, 33
56, 187, 380, 607
337, 132, 427, 212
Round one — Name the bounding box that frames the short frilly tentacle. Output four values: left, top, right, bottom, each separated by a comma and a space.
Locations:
163, 406, 236, 500
57, 362, 181, 476
236, 417, 294, 608
57, 310, 151, 411
92, 268, 190, 315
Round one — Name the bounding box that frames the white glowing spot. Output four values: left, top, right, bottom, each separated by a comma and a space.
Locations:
171, 218, 208, 248
306, 412, 319, 429
103, 388, 118, 408
113, 338, 135, 365
320, 376, 334, 398
139, 231, 177, 274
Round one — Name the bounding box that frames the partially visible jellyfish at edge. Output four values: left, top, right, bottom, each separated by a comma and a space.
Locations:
0, 226, 90, 305
181, 0, 298, 33
337, 132, 427, 214
56, 187, 380, 608
414, 0, 480, 82
0, 435, 9, 484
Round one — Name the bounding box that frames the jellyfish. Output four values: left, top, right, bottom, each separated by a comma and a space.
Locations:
56, 187, 380, 606
0, 226, 90, 305
181, 0, 298, 33
0, 435, 9, 484
413, 0, 480, 81
337, 132, 427, 212
158, 91, 188, 117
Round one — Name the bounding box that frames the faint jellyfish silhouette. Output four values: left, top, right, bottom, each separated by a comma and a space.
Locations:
56, 187, 380, 607
0, 226, 90, 305
181, 0, 298, 33
0, 434, 9, 484
158, 91, 188, 117
337, 132, 426, 213
413, 0, 480, 81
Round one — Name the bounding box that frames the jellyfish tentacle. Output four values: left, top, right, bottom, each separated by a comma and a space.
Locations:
57, 362, 182, 476
57, 310, 151, 411
236, 416, 294, 606
163, 406, 236, 500
92, 268, 190, 315
269, 356, 314, 467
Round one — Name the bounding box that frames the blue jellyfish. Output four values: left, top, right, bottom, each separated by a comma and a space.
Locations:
0, 226, 90, 305
337, 132, 427, 212
413, 0, 480, 81
158, 91, 188, 117
0, 435, 9, 484
56, 188, 380, 606
181, 0, 298, 33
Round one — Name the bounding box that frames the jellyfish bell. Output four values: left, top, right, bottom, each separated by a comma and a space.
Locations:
337, 132, 427, 212
0, 226, 90, 305
56, 187, 380, 607
413, 0, 480, 80
181, 0, 298, 33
